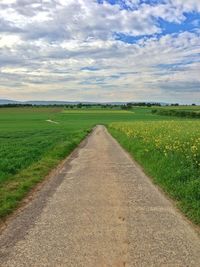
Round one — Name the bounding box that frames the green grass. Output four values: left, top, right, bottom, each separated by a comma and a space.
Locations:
0, 107, 165, 219
0, 106, 199, 225
0, 108, 91, 218
108, 121, 200, 224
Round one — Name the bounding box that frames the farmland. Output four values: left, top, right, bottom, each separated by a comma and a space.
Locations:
0, 107, 158, 219
0, 106, 200, 225
109, 120, 200, 224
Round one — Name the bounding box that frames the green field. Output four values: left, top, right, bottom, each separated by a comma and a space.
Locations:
109, 121, 200, 224
0, 107, 199, 225
0, 107, 159, 219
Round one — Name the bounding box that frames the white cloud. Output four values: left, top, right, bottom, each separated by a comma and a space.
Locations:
0, 0, 200, 103
0, 0, 179, 42
0, 34, 21, 48
169, 0, 200, 12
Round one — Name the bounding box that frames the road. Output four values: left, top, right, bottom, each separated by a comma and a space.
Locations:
0, 125, 200, 266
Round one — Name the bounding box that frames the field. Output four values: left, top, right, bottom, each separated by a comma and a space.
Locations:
109, 120, 200, 224
0, 107, 159, 219
0, 106, 200, 225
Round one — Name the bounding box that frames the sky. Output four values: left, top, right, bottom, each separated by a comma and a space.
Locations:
0, 0, 200, 103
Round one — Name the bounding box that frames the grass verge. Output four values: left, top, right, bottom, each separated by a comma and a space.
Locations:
0, 129, 90, 219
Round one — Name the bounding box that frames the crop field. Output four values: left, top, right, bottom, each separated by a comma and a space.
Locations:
0, 107, 162, 219
109, 121, 200, 224
0, 106, 199, 225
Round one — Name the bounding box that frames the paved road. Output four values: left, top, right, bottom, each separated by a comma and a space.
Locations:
0, 125, 200, 267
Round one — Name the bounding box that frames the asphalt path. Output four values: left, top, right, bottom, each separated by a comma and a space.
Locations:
0, 125, 200, 266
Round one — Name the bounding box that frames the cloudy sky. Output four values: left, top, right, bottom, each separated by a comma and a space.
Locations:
0, 0, 200, 103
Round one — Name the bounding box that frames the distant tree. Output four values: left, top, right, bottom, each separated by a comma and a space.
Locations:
171, 103, 179, 106
126, 103, 133, 109
77, 103, 82, 108
121, 105, 128, 110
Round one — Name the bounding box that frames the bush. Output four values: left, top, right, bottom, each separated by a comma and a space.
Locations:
152, 109, 200, 119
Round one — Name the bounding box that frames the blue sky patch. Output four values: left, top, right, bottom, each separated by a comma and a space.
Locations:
81, 66, 100, 71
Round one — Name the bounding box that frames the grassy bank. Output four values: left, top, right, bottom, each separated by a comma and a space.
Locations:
108, 121, 200, 224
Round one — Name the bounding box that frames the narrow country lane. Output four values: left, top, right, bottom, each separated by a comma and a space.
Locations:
0, 125, 200, 267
